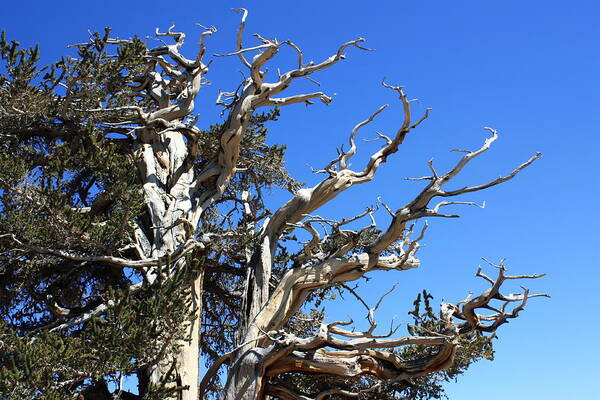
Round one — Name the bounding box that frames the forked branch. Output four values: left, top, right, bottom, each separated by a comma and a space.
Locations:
245, 266, 547, 399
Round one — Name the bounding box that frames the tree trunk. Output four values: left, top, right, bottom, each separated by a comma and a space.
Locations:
223, 346, 268, 400
177, 270, 203, 400
147, 269, 204, 400
137, 128, 204, 399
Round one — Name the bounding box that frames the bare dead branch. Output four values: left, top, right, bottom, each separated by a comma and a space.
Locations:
339, 104, 389, 169
0, 234, 202, 269
232, 8, 252, 68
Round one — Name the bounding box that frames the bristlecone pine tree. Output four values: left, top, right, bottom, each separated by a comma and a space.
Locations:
0, 9, 547, 400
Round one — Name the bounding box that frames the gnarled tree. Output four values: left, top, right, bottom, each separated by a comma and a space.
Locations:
0, 10, 545, 400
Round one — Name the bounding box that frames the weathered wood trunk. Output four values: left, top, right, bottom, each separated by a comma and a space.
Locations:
136, 128, 204, 400
223, 347, 267, 400
147, 270, 203, 400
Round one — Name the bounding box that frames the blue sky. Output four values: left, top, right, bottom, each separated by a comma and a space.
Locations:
3, 1, 599, 398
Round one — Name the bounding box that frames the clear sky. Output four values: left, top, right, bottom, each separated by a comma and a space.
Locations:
3, 1, 599, 399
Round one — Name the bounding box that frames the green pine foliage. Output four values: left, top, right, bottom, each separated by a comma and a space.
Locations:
0, 31, 197, 398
